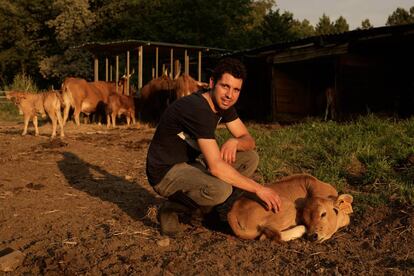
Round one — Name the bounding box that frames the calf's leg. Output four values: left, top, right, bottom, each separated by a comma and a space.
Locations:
33, 116, 39, 136
22, 114, 30, 136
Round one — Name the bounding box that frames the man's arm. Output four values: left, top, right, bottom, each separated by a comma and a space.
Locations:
198, 138, 281, 212
220, 118, 255, 163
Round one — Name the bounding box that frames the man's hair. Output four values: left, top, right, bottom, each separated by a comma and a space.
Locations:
211, 58, 247, 84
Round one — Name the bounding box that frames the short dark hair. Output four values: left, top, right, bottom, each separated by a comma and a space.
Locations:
211, 58, 247, 84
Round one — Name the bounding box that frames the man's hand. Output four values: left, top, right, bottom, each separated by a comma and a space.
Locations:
256, 186, 282, 213
220, 138, 238, 164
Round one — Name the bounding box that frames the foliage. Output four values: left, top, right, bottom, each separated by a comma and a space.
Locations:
386, 6, 414, 26
290, 19, 316, 39
0, 1, 411, 91
334, 16, 349, 33
315, 14, 349, 35
4, 73, 39, 92
315, 14, 336, 35
217, 115, 414, 205
360, 19, 373, 29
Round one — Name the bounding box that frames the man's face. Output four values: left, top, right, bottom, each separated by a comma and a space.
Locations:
211, 73, 243, 110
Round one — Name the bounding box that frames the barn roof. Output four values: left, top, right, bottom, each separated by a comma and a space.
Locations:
78, 39, 229, 58
237, 23, 414, 63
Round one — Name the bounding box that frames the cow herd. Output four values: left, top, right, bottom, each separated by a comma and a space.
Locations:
5, 71, 208, 139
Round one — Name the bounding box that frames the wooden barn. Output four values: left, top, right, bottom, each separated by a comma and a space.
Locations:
235, 23, 414, 122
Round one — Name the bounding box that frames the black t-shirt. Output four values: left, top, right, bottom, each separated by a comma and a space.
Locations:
146, 90, 238, 186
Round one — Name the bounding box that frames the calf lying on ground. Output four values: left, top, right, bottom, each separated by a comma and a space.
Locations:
5, 91, 65, 139
227, 174, 353, 242
106, 93, 136, 128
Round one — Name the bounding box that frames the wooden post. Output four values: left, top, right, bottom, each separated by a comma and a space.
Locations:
155, 47, 159, 79
198, 51, 202, 81
184, 50, 188, 75
138, 46, 143, 93
174, 59, 180, 78
126, 50, 130, 95
170, 48, 174, 79
105, 58, 109, 82
152, 67, 155, 79
94, 56, 99, 81
110, 64, 113, 82
115, 55, 119, 94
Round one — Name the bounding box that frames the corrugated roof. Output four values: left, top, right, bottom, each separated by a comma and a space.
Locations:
77, 39, 230, 57
239, 23, 414, 57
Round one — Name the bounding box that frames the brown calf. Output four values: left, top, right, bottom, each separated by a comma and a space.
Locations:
5, 91, 65, 139
227, 174, 353, 242
106, 93, 136, 128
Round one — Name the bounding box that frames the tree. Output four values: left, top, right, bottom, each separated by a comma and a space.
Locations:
360, 19, 373, 29
0, 0, 58, 87
334, 16, 349, 33
256, 9, 300, 46
245, 0, 275, 31
386, 6, 414, 26
39, 0, 96, 80
291, 19, 316, 38
315, 14, 336, 35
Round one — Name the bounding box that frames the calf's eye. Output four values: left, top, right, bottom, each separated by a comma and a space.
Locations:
321, 212, 326, 218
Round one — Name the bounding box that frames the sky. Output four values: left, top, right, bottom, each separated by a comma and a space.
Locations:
276, 0, 414, 30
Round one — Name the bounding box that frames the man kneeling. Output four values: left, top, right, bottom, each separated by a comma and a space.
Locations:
146, 58, 281, 236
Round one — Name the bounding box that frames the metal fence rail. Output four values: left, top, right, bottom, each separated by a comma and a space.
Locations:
0, 91, 9, 104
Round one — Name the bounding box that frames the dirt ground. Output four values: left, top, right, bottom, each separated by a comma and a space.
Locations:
0, 121, 413, 275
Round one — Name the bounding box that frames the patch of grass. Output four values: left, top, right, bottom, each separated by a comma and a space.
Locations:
217, 114, 414, 205
0, 101, 20, 121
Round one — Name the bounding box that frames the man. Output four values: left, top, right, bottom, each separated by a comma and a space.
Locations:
146, 58, 281, 236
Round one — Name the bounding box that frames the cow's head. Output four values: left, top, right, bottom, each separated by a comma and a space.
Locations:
302, 194, 353, 242
5, 91, 26, 104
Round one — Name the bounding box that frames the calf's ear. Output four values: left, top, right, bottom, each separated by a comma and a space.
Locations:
335, 194, 353, 214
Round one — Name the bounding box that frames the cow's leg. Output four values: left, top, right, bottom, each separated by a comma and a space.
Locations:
56, 109, 65, 138
106, 114, 111, 128
126, 115, 131, 126
279, 225, 306, 241
22, 114, 30, 136
50, 113, 57, 139
73, 108, 81, 126
111, 113, 117, 128
324, 103, 330, 121
33, 116, 39, 136
63, 103, 70, 126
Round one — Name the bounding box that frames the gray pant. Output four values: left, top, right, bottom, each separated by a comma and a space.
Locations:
153, 150, 259, 207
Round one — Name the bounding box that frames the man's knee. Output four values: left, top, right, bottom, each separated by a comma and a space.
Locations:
200, 182, 233, 206
235, 150, 259, 177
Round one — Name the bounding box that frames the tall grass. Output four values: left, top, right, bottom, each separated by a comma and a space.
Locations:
217, 115, 414, 205
0, 73, 39, 121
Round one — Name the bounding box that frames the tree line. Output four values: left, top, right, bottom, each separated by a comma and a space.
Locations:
1, 0, 413, 89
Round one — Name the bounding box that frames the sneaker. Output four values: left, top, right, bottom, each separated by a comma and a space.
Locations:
157, 201, 188, 237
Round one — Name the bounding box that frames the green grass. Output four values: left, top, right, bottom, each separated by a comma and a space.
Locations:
0, 101, 21, 121
217, 114, 414, 205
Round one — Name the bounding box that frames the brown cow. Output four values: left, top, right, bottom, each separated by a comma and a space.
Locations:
227, 174, 353, 242
139, 73, 208, 123
5, 91, 65, 139
106, 93, 136, 128
61, 78, 119, 126
174, 74, 209, 98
